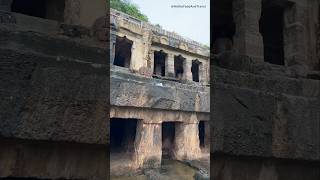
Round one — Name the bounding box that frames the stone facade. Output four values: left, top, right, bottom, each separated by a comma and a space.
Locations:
214, 0, 320, 70
110, 9, 210, 174
0, 1, 108, 180
212, 0, 320, 179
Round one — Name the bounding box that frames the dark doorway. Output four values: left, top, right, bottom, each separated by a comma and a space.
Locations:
260, 3, 285, 65
110, 118, 138, 153
11, 0, 46, 18
11, 0, 65, 21
212, 0, 235, 54
174, 55, 184, 79
114, 36, 133, 68
154, 50, 167, 76
162, 122, 176, 158
199, 121, 205, 148
192, 60, 201, 82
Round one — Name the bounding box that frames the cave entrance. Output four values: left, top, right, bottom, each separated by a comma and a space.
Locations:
114, 36, 133, 68
212, 0, 235, 54
259, 2, 285, 65
162, 122, 177, 159
153, 50, 167, 77
192, 60, 201, 82
174, 55, 185, 79
11, 0, 65, 21
110, 118, 138, 155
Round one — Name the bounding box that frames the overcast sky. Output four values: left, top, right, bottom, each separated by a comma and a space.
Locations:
130, 0, 210, 45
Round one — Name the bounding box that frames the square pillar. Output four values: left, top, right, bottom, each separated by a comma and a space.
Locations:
134, 121, 162, 168
199, 62, 205, 84
204, 121, 210, 150
64, 0, 81, 25
184, 59, 193, 81
110, 31, 116, 65
283, 2, 311, 68
166, 53, 175, 77
233, 0, 264, 62
174, 122, 201, 160
149, 50, 155, 74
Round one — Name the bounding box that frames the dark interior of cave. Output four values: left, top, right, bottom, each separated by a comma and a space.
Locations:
199, 121, 205, 148
110, 118, 138, 153
11, 0, 65, 21
154, 50, 167, 76
114, 36, 133, 68
174, 55, 184, 79
192, 60, 200, 82
260, 2, 285, 65
162, 122, 176, 158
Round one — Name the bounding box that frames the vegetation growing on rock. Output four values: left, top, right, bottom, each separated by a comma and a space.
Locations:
110, 0, 149, 22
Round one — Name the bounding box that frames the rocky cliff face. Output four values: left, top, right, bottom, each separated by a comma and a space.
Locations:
211, 56, 320, 179
0, 12, 109, 180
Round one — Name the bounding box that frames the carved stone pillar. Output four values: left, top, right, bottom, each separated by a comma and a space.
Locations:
64, 0, 81, 25
233, 0, 264, 62
110, 31, 116, 65
166, 53, 175, 77
174, 122, 201, 160
149, 50, 154, 74
184, 59, 193, 81
204, 121, 210, 150
134, 121, 162, 168
283, 2, 310, 67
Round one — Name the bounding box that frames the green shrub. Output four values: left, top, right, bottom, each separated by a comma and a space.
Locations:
110, 0, 149, 22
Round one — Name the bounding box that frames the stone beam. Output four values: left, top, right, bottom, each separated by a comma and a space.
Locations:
110, 106, 210, 123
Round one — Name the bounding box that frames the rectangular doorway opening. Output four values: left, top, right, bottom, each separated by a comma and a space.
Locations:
199, 121, 205, 148
114, 36, 133, 68
153, 50, 167, 77
212, 0, 235, 54
192, 60, 201, 82
110, 118, 140, 175
110, 118, 138, 154
162, 122, 176, 159
174, 55, 185, 79
259, 3, 285, 65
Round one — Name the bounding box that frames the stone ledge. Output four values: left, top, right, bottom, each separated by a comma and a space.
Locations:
213, 66, 320, 97
0, 28, 107, 64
